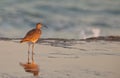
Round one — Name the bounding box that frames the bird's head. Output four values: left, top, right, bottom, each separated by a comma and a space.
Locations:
36, 23, 48, 29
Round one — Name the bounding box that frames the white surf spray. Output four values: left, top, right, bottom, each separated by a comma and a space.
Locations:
92, 28, 101, 37
79, 28, 101, 39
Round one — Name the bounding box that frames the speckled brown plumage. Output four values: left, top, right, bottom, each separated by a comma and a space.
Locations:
20, 29, 41, 43
20, 23, 42, 43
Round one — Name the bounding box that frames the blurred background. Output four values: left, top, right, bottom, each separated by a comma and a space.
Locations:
0, 0, 120, 39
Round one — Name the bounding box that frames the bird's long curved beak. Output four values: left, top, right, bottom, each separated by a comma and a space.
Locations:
43, 24, 48, 28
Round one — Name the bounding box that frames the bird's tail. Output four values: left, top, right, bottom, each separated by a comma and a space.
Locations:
20, 40, 24, 43
20, 39, 29, 43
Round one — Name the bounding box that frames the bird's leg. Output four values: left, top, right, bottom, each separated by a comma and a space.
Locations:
28, 43, 30, 64
32, 43, 35, 63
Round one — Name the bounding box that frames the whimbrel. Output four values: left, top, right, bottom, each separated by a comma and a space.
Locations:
20, 23, 47, 63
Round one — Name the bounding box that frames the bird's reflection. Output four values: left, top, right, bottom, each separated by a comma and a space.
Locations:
19, 53, 39, 76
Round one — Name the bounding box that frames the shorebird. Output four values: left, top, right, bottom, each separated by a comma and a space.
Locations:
20, 23, 47, 63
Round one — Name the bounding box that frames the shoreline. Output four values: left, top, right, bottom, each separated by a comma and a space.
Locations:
0, 35, 120, 41
0, 36, 120, 78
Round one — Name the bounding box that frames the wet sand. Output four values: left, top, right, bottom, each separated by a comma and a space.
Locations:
0, 40, 120, 78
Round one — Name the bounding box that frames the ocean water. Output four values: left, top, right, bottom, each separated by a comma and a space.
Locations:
0, 0, 120, 39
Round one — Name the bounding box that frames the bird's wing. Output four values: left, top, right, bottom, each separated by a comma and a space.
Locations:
21, 29, 40, 43
25, 29, 36, 37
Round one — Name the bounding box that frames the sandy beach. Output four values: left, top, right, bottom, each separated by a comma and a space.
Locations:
0, 39, 120, 78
